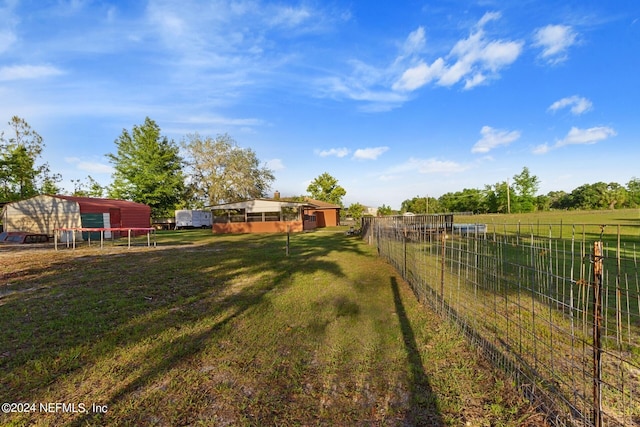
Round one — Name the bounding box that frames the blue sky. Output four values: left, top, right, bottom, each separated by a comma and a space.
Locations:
1, 0, 639, 209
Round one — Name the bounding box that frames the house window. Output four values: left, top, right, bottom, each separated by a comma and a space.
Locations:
247, 212, 263, 222
264, 212, 280, 222
282, 207, 298, 221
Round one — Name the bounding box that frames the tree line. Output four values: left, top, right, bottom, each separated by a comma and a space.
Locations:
1, 116, 275, 218
392, 167, 640, 215
3, 115, 637, 220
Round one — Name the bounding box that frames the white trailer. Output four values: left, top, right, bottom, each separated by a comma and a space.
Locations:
175, 209, 213, 229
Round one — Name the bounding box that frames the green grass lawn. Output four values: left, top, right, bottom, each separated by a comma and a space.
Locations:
0, 228, 544, 426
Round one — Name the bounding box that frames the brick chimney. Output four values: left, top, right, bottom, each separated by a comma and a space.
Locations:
274, 191, 280, 200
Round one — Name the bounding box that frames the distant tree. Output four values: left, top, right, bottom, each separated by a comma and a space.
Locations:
284, 195, 308, 203
535, 194, 551, 211
0, 116, 54, 201
182, 133, 274, 206
347, 202, 366, 222
71, 176, 105, 198
377, 204, 393, 216
306, 172, 346, 206
567, 182, 610, 210
400, 196, 427, 214
627, 177, 640, 207
39, 167, 62, 195
484, 181, 511, 213
439, 189, 484, 213
511, 167, 540, 212
547, 190, 570, 210
107, 117, 185, 217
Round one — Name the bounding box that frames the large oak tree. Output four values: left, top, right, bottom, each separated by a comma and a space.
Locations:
182, 133, 274, 206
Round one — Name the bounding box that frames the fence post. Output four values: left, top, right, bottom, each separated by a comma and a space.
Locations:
441, 232, 446, 311
286, 225, 290, 256
403, 229, 407, 279
592, 240, 603, 427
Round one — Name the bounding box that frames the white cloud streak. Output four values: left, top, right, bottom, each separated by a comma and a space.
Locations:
556, 126, 616, 147
548, 95, 592, 115
471, 126, 521, 153
65, 157, 114, 174
388, 157, 469, 174
352, 146, 389, 160
315, 147, 350, 158
0, 64, 64, 81
533, 126, 617, 154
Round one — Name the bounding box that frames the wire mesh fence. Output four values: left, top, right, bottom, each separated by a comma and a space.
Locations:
361, 215, 640, 427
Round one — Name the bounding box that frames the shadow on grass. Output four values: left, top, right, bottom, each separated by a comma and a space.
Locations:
390, 276, 444, 426
0, 230, 367, 425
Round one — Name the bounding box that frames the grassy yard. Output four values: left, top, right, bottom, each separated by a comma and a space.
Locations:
1, 228, 545, 426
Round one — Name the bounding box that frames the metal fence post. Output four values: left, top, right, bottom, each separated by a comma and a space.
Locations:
441, 232, 446, 312
593, 240, 603, 427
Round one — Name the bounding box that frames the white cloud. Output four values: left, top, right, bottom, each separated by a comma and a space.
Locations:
533, 24, 577, 64
315, 147, 350, 158
0, 29, 17, 53
389, 157, 469, 174
548, 95, 593, 115
353, 146, 389, 160
65, 157, 114, 174
0, 64, 64, 81
532, 143, 551, 155
393, 13, 523, 92
534, 126, 616, 154
471, 126, 521, 153
182, 115, 266, 127
477, 11, 502, 27
268, 6, 312, 27
393, 58, 446, 91
0, 0, 18, 54
266, 158, 285, 171
556, 126, 616, 147
400, 26, 427, 57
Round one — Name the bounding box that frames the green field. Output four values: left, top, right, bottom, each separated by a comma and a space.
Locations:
371, 209, 640, 424
0, 228, 543, 426
465, 208, 640, 225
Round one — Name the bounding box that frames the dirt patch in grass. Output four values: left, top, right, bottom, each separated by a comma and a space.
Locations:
1, 231, 547, 426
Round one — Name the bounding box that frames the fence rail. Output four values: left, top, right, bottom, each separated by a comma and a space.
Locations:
362, 216, 640, 427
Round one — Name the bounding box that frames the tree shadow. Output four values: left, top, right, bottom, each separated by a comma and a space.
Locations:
390, 276, 444, 426
0, 230, 370, 425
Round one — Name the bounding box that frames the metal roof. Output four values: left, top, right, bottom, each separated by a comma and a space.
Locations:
209, 199, 311, 212
53, 195, 150, 210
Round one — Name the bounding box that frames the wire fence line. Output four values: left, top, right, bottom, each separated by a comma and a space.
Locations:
361, 215, 640, 427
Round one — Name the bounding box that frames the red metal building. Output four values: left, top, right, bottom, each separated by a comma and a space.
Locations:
1, 195, 151, 238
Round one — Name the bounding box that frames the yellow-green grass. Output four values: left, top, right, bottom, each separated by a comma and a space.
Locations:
377, 221, 640, 424
0, 229, 543, 426
463, 208, 640, 248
